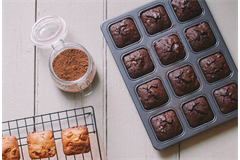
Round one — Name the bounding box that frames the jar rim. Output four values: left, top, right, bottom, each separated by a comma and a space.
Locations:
30, 15, 67, 48
49, 42, 93, 85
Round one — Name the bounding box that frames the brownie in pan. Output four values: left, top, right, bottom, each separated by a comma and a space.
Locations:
171, 0, 202, 22
200, 52, 231, 83
137, 79, 168, 110
154, 35, 186, 65
168, 65, 200, 96
123, 48, 154, 79
151, 110, 183, 141
109, 18, 140, 48
185, 22, 216, 52
214, 83, 238, 114
141, 5, 171, 35
182, 97, 214, 128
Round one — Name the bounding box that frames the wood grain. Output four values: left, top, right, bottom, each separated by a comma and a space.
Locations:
2, 0, 238, 159
3, 0, 35, 120
35, 0, 106, 144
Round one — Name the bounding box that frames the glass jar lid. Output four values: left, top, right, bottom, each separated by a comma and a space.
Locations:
30, 15, 67, 48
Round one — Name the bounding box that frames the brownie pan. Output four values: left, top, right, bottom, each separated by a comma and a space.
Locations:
101, 0, 238, 150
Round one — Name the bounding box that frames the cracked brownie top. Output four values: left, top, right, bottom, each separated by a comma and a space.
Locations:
141, 5, 171, 35
200, 52, 231, 83
169, 65, 200, 96
182, 97, 214, 128
109, 18, 140, 48
151, 110, 183, 141
123, 48, 154, 79
137, 79, 168, 110
185, 22, 216, 52
154, 35, 186, 65
171, 0, 202, 22
214, 83, 238, 114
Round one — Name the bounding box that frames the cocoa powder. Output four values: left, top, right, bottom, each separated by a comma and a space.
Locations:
52, 49, 89, 81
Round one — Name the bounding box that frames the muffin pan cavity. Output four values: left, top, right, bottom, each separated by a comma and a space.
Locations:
140, 5, 172, 35
185, 22, 216, 52
101, 0, 238, 150
168, 65, 200, 96
109, 18, 141, 49
199, 52, 231, 83
171, 0, 203, 22
123, 48, 155, 79
182, 96, 214, 128
137, 78, 169, 110
214, 83, 238, 115
154, 34, 186, 65
151, 110, 183, 141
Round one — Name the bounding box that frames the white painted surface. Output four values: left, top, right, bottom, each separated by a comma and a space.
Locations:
2, 0, 237, 160
3, 0, 35, 119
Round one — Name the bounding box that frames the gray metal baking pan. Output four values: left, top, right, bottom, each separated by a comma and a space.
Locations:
101, 0, 238, 150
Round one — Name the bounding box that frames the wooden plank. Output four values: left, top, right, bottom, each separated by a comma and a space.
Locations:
2, 0, 237, 159
2, 0, 35, 121
106, 0, 179, 159
180, 0, 238, 160
35, 0, 106, 153
206, 0, 238, 67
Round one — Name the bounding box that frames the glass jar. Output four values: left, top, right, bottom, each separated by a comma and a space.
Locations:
30, 16, 96, 96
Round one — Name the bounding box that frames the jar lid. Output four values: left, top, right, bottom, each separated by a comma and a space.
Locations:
30, 16, 67, 48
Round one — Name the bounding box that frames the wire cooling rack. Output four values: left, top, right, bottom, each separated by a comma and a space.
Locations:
2, 106, 102, 160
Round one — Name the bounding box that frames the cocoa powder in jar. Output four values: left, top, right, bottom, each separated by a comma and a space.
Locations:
52, 49, 89, 81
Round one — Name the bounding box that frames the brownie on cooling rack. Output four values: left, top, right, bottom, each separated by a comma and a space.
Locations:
61, 126, 91, 155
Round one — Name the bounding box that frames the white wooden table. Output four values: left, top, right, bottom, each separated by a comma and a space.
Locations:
3, 0, 238, 160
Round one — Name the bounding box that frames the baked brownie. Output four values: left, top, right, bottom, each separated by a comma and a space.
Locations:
154, 35, 186, 65
141, 5, 171, 35
185, 22, 216, 52
27, 130, 56, 159
182, 97, 214, 128
109, 18, 140, 48
214, 83, 238, 114
137, 79, 168, 110
2, 136, 20, 160
123, 48, 154, 79
200, 52, 231, 83
169, 65, 200, 96
61, 126, 91, 155
171, 0, 202, 22
151, 110, 183, 141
